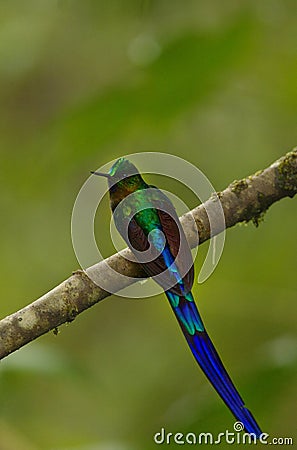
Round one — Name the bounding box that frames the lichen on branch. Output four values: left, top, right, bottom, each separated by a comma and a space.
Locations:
0, 148, 296, 360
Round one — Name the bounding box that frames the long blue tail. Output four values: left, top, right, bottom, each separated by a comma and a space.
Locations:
166, 290, 262, 437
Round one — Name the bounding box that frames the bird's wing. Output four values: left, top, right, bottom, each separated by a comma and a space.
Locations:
126, 217, 184, 294
149, 185, 194, 292
122, 186, 194, 295
156, 208, 194, 293
166, 290, 262, 437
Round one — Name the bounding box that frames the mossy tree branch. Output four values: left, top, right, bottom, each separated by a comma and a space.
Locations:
0, 149, 296, 360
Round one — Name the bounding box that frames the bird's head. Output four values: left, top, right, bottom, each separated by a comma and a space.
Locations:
108, 157, 140, 180
91, 158, 140, 182
91, 158, 147, 205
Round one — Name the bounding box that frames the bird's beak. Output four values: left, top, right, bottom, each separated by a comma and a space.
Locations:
90, 171, 111, 179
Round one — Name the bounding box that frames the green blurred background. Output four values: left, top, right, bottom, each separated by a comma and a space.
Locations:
0, 1, 296, 449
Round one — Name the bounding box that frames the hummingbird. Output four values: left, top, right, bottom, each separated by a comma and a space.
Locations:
91, 157, 262, 436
